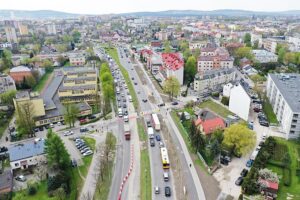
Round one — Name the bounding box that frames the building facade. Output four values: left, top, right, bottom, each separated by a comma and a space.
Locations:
0, 74, 16, 94
252, 50, 278, 63
266, 74, 300, 139
4, 27, 18, 43
161, 53, 184, 85
9, 66, 33, 84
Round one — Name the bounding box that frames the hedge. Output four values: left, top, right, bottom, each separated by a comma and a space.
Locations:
283, 168, 292, 186
267, 159, 286, 168
296, 168, 300, 177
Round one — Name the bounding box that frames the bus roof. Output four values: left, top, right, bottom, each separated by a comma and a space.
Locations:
152, 113, 160, 124
160, 147, 170, 163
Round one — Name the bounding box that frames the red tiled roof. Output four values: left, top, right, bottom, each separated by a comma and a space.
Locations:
139, 49, 153, 56
201, 117, 225, 135
161, 53, 184, 71
259, 179, 279, 190
195, 118, 202, 126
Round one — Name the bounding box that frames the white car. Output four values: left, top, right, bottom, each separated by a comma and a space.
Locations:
81, 148, 91, 154
64, 131, 74, 136
83, 150, 93, 156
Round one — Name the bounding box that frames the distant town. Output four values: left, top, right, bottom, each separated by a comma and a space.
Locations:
0, 9, 300, 200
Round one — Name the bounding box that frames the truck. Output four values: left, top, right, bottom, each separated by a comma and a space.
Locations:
124, 124, 131, 140
151, 113, 160, 131
147, 127, 154, 139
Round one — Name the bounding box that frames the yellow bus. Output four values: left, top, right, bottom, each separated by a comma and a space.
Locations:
160, 147, 170, 169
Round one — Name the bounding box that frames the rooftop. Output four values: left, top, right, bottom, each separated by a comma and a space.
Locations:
15, 91, 30, 99
0, 170, 13, 192
269, 73, 300, 112
161, 53, 184, 71
8, 140, 45, 162
195, 68, 235, 80
59, 84, 96, 92
10, 65, 31, 73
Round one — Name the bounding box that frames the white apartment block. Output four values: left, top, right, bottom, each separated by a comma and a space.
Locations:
5, 27, 18, 43
0, 74, 16, 94
189, 41, 207, 50
251, 32, 263, 48
193, 68, 236, 92
252, 50, 278, 63
287, 36, 300, 52
266, 74, 300, 139
47, 24, 57, 35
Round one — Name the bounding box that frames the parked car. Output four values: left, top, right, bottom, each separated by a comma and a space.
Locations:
240, 169, 248, 177
83, 150, 93, 156
15, 175, 26, 182
142, 99, 148, 103
154, 186, 160, 194
158, 103, 165, 107
134, 82, 137, 85
159, 142, 164, 148
171, 101, 178, 105
165, 186, 171, 197
147, 120, 152, 127
71, 159, 78, 167
150, 138, 155, 147
80, 119, 87, 123
81, 148, 91, 154
246, 159, 254, 167
38, 126, 44, 131
235, 177, 244, 186
88, 115, 96, 120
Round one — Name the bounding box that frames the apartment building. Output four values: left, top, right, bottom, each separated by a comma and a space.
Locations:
4, 27, 18, 43
266, 74, 300, 139
58, 67, 97, 103
161, 53, 184, 85
69, 53, 86, 66
193, 68, 236, 93
252, 50, 278, 63
0, 74, 16, 94
197, 47, 233, 73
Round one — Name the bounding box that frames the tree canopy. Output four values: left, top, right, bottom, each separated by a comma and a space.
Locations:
63, 104, 79, 128
222, 123, 256, 156
0, 90, 16, 106
243, 33, 252, 47
184, 56, 197, 85
235, 47, 254, 60
163, 76, 180, 100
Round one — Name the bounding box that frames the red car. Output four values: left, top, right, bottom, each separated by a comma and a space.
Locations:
80, 119, 87, 123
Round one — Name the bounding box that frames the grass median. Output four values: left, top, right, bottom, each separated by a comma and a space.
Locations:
33, 71, 53, 93
105, 47, 139, 110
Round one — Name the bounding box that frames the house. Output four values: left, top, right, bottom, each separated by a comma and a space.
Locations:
0, 73, 16, 94
9, 66, 33, 84
161, 53, 184, 85
252, 50, 278, 63
239, 57, 252, 68
69, 53, 86, 66
0, 170, 13, 198
258, 178, 278, 200
195, 117, 225, 135
243, 65, 258, 76
8, 139, 46, 170
228, 84, 251, 121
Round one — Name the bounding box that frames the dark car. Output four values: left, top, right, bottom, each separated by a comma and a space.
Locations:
71, 159, 78, 167
246, 159, 254, 167
34, 128, 39, 132
171, 101, 178, 105
150, 138, 155, 147
165, 186, 171, 197
158, 103, 165, 107
220, 158, 229, 165
38, 126, 44, 131
235, 177, 244, 186
134, 82, 138, 85
240, 169, 248, 177
123, 104, 127, 108
142, 99, 148, 103
155, 135, 161, 141
131, 77, 134, 80
259, 121, 269, 127
147, 121, 152, 127
44, 124, 50, 129
88, 115, 96, 120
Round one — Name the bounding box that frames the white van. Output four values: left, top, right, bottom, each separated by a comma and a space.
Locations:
118, 108, 123, 117
163, 172, 169, 182
124, 115, 129, 122
128, 95, 132, 102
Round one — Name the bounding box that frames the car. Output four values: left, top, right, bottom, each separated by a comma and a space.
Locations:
45, 124, 50, 129
57, 122, 62, 126
154, 186, 160, 194
71, 159, 78, 167
220, 157, 229, 165
88, 115, 96, 120
165, 186, 171, 197
80, 127, 89, 132
38, 126, 44, 131
155, 135, 161, 141
79, 145, 88, 150
150, 138, 155, 147
15, 175, 26, 182
142, 99, 148, 103
64, 131, 71, 136
131, 77, 134, 80
246, 159, 254, 167
74, 137, 81, 141
235, 177, 244, 186
123, 104, 127, 108
81, 148, 91, 154
259, 121, 269, 127
134, 82, 137, 85
159, 142, 164, 148
146, 121, 152, 127
123, 98, 126, 102
83, 150, 93, 156
77, 143, 86, 149
158, 103, 165, 107
171, 101, 178, 105
50, 123, 54, 128
240, 169, 248, 177
253, 107, 261, 112
259, 141, 264, 146
80, 119, 87, 123
34, 128, 39, 132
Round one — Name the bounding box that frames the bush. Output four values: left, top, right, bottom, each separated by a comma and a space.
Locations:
238, 194, 243, 200
267, 160, 285, 168
296, 168, 300, 177
28, 185, 37, 195
221, 96, 229, 106
212, 92, 219, 98
283, 168, 292, 186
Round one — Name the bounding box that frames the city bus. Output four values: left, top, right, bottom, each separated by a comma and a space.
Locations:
160, 147, 170, 169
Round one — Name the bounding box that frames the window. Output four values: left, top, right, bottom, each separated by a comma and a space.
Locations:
293, 114, 299, 118
15, 163, 19, 167
291, 125, 296, 128
290, 130, 295, 134
292, 120, 297, 123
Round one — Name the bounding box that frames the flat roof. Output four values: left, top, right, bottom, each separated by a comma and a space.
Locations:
15, 91, 30, 99
8, 140, 45, 162
269, 73, 300, 112
59, 84, 96, 91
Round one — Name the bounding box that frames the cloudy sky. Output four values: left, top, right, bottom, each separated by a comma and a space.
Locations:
1, 0, 300, 14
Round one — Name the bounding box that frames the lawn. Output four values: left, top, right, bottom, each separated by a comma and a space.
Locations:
94, 133, 116, 200
262, 99, 279, 124
137, 120, 152, 200
105, 47, 139, 110
199, 100, 233, 118
0, 113, 13, 139
33, 71, 53, 93
266, 138, 300, 200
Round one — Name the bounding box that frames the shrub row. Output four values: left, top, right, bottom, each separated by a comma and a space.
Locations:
80, 117, 100, 125
267, 159, 286, 168
283, 168, 292, 186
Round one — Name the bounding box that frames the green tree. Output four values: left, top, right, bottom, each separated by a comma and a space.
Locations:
57, 56, 68, 66
56, 44, 68, 53
72, 30, 81, 43
163, 40, 171, 53
45, 129, 71, 170
284, 52, 296, 65
252, 40, 259, 49
222, 124, 256, 156
163, 76, 180, 100
16, 101, 35, 137
184, 56, 197, 84
0, 49, 12, 71
221, 96, 229, 106
235, 47, 254, 60
278, 47, 286, 63
62, 35, 73, 43
25, 76, 37, 88
193, 48, 201, 58
0, 90, 16, 106
63, 104, 79, 128
244, 33, 251, 47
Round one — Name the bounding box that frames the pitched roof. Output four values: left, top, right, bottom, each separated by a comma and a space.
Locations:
161, 53, 184, 71
8, 140, 45, 162
259, 179, 279, 190
10, 66, 31, 73
201, 117, 225, 135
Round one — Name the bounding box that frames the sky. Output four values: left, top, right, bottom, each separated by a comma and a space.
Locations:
1, 0, 300, 14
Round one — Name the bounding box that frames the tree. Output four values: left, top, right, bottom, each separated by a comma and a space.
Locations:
16, 101, 35, 137
278, 47, 286, 63
184, 56, 197, 84
72, 30, 81, 43
258, 168, 279, 183
193, 48, 201, 58
53, 187, 66, 200
0, 49, 12, 71
57, 56, 68, 66
64, 104, 79, 128
222, 124, 256, 156
163, 40, 171, 53
56, 44, 68, 53
244, 33, 251, 47
0, 90, 16, 106
252, 40, 259, 49
235, 47, 254, 60
25, 76, 37, 88
284, 52, 296, 65
282, 153, 291, 168
163, 76, 180, 100
45, 129, 71, 170
32, 44, 41, 54
221, 96, 229, 106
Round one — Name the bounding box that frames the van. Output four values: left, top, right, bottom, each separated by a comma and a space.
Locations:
118, 108, 123, 117
163, 172, 169, 182
124, 115, 129, 122
128, 95, 132, 102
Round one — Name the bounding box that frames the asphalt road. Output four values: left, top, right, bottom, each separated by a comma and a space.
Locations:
117, 47, 176, 200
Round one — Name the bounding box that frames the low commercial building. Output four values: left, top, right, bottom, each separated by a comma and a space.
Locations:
8, 139, 46, 170
228, 84, 251, 121
252, 50, 278, 63
0, 73, 16, 94
266, 73, 300, 139
193, 68, 236, 93
9, 66, 32, 84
